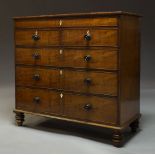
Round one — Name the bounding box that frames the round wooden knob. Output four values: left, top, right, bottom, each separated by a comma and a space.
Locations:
33, 97, 40, 103
84, 34, 91, 41
84, 78, 92, 85
32, 53, 40, 59
32, 34, 40, 41
84, 30, 91, 41
33, 74, 40, 81
32, 31, 40, 41
84, 104, 92, 111
84, 55, 91, 62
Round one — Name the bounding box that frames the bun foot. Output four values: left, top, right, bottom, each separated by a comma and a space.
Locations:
15, 112, 25, 126
112, 130, 123, 147
130, 119, 139, 133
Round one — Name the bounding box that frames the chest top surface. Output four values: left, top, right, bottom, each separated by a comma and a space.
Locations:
14, 11, 141, 19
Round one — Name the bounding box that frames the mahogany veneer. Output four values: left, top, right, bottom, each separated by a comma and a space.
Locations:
14, 11, 141, 147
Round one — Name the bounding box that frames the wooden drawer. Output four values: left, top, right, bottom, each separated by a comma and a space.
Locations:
15, 29, 117, 47
63, 70, 117, 96
16, 87, 62, 114
15, 30, 59, 46
16, 48, 118, 70
16, 87, 50, 113
16, 87, 117, 124
62, 17, 118, 27
62, 29, 118, 47
16, 67, 117, 96
15, 17, 117, 28
16, 66, 60, 88
62, 49, 118, 70
15, 48, 60, 66
63, 93, 117, 124
15, 19, 59, 28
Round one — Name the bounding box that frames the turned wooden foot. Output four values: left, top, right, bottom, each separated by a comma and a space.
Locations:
112, 130, 123, 147
15, 112, 25, 126
130, 119, 139, 133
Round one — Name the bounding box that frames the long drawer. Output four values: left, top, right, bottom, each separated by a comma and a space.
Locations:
16, 48, 118, 70
16, 66, 118, 96
16, 87, 117, 124
15, 28, 118, 47
15, 17, 118, 28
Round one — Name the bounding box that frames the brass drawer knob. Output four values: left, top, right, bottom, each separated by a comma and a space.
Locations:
32, 30, 40, 41
84, 30, 91, 41
84, 55, 91, 62
84, 78, 92, 85
84, 104, 92, 111
33, 74, 40, 81
33, 97, 40, 103
32, 53, 40, 59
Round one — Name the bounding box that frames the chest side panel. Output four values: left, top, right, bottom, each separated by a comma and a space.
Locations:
119, 15, 140, 125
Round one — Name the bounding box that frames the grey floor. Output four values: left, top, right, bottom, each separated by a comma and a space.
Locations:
0, 86, 155, 154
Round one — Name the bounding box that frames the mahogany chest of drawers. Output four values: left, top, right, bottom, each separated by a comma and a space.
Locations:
14, 11, 141, 147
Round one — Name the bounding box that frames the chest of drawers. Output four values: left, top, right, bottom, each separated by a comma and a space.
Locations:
14, 11, 141, 147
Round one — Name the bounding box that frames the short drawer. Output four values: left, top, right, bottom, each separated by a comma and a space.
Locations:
16, 87, 62, 114
16, 66, 60, 88
62, 28, 118, 47
15, 30, 60, 46
62, 49, 118, 70
62, 17, 118, 27
15, 48, 118, 70
63, 70, 117, 96
15, 19, 60, 28
63, 93, 117, 124
15, 48, 60, 66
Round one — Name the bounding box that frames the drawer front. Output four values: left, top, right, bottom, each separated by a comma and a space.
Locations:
63, 70, 117, 96
16, 87, 117, 124
15, 30, 60, 46
62, 29, 118, 46
62, 49, 118, 70
15, 17, 118, 28
16, 87, 62, 114
15, 19, 59, 28
16, 67, 60, 88
16, 87, 50, 113
16, 48, 118, 70
62, 17, 117, 27
63, 93, 117, 124
16, 67, 117, 96
15, 48, 61, 66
